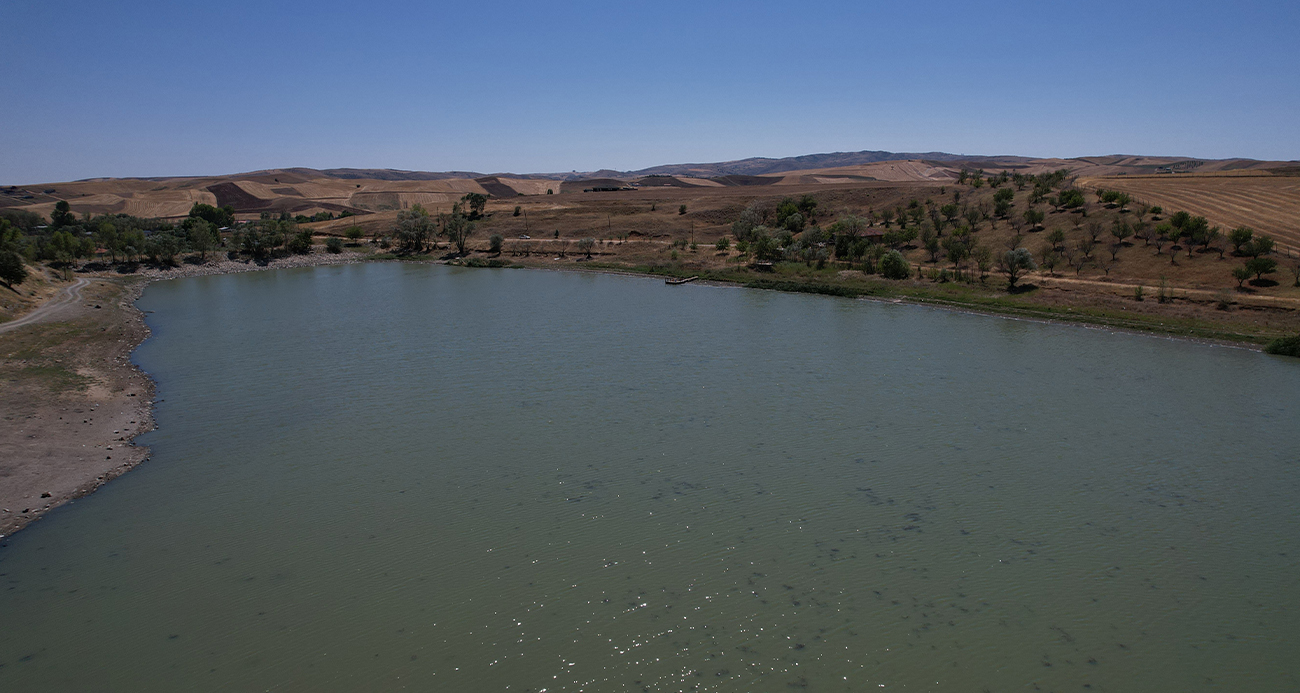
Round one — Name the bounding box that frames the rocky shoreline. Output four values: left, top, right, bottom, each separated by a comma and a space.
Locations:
0, 249, 370, 538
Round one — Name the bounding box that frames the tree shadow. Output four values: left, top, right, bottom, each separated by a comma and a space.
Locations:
1249, 278, 1279, 288
1007, 283, 1039, 294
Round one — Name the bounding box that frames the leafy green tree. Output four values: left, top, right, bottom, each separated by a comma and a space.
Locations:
998, 248, 1037, 289
1245, 234, 1274, 258
782, 212, 805, 233
46, 229, 80, 263
715, 236, 730, 251
325, 236, 344, 253
0, 250, 27, 288
344, 226, 364, 245
1182, 216, 1209, 258
1228, 227, 1254, 255
286, 228, 313, 254
678, 204, 687, 215
1057, 188, 1086, 210
731, 203, 764, 241
444, 208, 474, 256
394, 204, 435, 253
797, 194, 818, 218
775, 198, 801, 226
828, 215, 866, 242
1246, 257, 1277, 281
50, 200, 75, 228
1231, 265, 1252, 288
185, 218, 219, 259
750, 230, 780, 262
0, 220, 27, 287
145, 232, 181, 266
189, 202, 235, 227
95, 220, 121, 263
1170, 210, 1192, 231
924, 235, 942, 263
1023, 208, 1045, 231
1047, 228, 1066, 250
489, 234, 504, 254
879, 249, 911, 279
942, 235, 969, 268
120, 229, 145, 262
460, 193, 488, 219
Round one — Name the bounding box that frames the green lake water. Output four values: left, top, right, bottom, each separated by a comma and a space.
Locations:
1, 262, 1297, 692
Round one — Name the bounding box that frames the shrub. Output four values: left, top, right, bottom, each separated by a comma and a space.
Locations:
489, 234, 503, 254
1264, 334, 1300, 357
879, 249, 911, 279
325, 237, 343, 254
0, 251, 27, 287
679, 205, 687, 215
715, 236, 730, 251
286, 229, 313, 254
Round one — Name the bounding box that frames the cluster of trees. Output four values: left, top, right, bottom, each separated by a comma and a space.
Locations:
391, 202, 476, 255
1225, 227, 1281, 286
721, 168, 1300, 296
0, 200, 335, 278
1, 217, 28, 287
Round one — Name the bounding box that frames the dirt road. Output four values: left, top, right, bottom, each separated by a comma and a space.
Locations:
0, 277, 90, 334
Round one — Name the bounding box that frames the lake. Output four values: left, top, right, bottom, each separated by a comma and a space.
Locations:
1, 262, 1297, 692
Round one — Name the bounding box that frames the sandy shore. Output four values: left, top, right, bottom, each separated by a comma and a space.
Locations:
0, 250, 366, 538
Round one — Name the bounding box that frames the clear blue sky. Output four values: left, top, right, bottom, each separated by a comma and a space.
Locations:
2, 0, 1297, 183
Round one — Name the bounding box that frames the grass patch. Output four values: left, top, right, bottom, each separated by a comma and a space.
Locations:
5, 365, 92, 393
456, 258, 519, 269
610, 261, 1284, 345
1265, 334, 1300, 357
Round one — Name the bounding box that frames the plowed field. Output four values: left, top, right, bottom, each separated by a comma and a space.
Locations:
1081, 174, 1300, 250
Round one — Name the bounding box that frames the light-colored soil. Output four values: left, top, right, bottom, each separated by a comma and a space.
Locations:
1079, 173, 1300, 252
0, 277, 153, 538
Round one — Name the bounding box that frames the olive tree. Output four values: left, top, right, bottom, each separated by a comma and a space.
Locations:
1246, 257, 1277, 281
395, 204, 436, 253
1023, 208, 1045, 231
444, 209, 474, 256
998, 248, 1037, 289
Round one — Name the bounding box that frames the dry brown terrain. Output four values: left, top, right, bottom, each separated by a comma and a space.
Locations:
0, 276, 153, 537
1079, 172, 1300, 252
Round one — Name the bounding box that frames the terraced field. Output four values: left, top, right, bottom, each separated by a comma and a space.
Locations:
1081, 173, 1300, 251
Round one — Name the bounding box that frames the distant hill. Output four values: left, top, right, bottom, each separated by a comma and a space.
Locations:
623, 150, 987, 178
3, 150, 1294, 222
